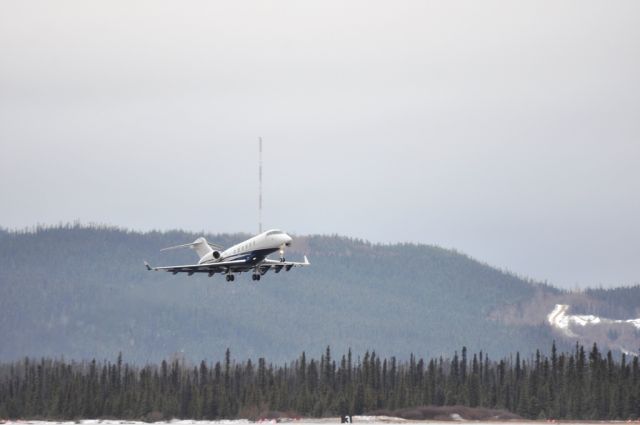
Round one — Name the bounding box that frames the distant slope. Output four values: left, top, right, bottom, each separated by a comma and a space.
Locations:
0, 225, 571, 363
490, 282, 640, 356
583, 286, 640, 318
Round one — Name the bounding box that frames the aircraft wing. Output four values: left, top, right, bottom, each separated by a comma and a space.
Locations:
262, 256, 310, 267
258, 256, 310, 274
144, 259, 247, 275
143, 255, 310, 276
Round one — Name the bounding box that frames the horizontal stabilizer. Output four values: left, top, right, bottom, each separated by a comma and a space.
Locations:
160, 242, 196, 252
160, 240, 224, 252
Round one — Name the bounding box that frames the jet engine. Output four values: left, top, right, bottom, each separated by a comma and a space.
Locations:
212, 250, 221, 260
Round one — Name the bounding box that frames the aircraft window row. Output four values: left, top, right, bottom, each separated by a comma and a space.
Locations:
234, 240, 256, 254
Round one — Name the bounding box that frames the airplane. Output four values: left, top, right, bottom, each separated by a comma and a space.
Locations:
144, 229, 309, 282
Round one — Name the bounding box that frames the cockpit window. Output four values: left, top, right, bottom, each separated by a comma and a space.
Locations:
266, 230, 283, 236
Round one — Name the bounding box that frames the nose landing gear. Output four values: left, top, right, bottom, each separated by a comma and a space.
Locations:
225, 274, 235, 282
252, 274, 261, 281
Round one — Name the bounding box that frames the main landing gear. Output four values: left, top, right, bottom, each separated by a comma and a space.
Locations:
225, 274, 235, 282
252, 274, 261, 281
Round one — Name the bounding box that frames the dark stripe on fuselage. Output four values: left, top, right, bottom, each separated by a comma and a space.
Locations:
203, 247, 280, 267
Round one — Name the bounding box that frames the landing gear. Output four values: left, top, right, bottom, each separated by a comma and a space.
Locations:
280, 248, 285, 262
252, 274, 261, 281
225, 274, 235, 282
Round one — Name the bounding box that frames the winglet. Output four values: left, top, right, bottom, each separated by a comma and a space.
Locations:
303, 255, 310, 265
144, 261, 152, 271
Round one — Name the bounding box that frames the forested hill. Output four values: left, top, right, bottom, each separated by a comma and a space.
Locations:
0, 225, 562, 363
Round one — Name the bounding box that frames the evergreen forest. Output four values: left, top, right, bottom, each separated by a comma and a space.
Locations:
2, 343, 640, 421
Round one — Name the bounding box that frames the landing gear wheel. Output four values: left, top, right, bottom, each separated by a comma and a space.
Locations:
226, 274, 235, 282
252, 274, 261, 281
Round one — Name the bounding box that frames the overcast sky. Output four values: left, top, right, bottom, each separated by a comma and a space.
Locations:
1, 1, 639, 288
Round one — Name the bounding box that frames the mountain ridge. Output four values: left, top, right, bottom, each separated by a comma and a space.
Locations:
0, 224, 636, 363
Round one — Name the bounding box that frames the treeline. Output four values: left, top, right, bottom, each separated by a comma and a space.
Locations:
583, 285, 640, 319
2, 343, 640, 420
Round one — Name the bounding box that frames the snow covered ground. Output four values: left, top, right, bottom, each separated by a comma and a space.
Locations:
0, 419, 636, 425
0, 420, 404, 425
0, 420, 406, 425
547, 303, 640, 337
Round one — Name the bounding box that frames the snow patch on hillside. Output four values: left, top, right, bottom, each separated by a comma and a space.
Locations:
548, 304, 640, 338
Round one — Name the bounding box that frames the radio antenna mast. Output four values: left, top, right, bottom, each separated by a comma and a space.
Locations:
258, 137, 263, 234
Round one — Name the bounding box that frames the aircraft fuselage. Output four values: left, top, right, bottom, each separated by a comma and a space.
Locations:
198, 229, 292, 267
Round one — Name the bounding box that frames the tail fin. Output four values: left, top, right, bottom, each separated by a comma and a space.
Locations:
161, 237, 213, 260
190, 237, 214, 259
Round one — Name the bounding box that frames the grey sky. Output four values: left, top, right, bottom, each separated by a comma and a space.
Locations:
1, 1, 639, 288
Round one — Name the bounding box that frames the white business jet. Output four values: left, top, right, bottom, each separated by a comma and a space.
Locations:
145, 229, 309, 282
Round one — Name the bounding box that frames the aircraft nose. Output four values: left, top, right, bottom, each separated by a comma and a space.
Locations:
283, 234, 292, 246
